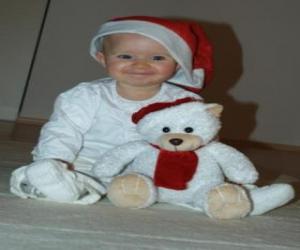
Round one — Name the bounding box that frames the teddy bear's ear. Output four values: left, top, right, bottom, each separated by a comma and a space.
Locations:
206, 104, 223, 118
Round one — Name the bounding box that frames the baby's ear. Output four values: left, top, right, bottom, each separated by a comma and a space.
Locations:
95, 52, 106, 67
206, 104, 223, 118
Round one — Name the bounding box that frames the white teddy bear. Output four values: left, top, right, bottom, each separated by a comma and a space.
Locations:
93, 97, 294, 219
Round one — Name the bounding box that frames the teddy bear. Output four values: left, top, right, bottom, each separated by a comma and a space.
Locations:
92, 97, 295, 219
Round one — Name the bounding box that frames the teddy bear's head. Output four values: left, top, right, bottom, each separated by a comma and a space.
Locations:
132, 97, 223, 151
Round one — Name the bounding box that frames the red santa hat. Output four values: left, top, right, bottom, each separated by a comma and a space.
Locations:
90, 16, 213, 92
132, 97, 200, 124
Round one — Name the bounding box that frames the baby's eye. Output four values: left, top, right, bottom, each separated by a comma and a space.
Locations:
117, 54, 133, 60
152, 55, 166, 61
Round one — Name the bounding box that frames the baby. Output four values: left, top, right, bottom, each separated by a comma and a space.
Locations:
10, 16, 213, 204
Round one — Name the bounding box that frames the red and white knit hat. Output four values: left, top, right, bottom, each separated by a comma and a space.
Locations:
90, 16, 213, 92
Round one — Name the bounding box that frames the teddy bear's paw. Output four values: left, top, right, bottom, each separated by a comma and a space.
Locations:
205, 183, 251, 219
107, 173, 157, 209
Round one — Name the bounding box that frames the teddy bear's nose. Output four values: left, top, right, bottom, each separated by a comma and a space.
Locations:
169, 138, 183, 146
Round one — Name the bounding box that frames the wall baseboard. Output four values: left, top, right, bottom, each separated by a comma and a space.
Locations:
11, 117, 300, 152
222, 138, 300, 153
12, 117, 46, 143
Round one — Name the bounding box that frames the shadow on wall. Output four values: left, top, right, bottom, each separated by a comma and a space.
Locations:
167, 17, 257, 141
195, 20, 258, 142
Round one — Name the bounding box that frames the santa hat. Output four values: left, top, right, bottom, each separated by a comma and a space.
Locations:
132, 97, 200, 124
90, 16, 213, 92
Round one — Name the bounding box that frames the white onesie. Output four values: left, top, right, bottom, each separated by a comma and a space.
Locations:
32, 78, 200, 174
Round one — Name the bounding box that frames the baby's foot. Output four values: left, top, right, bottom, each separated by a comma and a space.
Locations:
10, 166, 44, 199
25, 159, 104, 204
25, 159, 85, 202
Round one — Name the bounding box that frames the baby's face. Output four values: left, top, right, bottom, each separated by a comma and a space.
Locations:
96, 33, 178, 91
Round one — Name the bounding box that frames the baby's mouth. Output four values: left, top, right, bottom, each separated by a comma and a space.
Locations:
131, 73, 152, 77
127, 71, 154, 76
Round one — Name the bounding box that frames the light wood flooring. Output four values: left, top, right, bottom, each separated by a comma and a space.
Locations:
0, 121, 299, 250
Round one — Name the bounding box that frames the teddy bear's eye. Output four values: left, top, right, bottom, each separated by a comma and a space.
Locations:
184, 127, 194, 133
162, 127, 171, 133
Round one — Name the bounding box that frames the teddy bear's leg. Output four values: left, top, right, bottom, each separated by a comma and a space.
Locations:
107, 173, 157, 209
204, 183, 251, 219
245, 183, 295, 216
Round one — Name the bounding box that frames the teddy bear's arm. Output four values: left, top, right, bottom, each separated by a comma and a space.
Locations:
92, 140, 149, 179
205, 141, 259, 184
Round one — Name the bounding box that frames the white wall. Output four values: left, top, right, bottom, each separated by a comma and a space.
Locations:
0, 0, 47, 120
19, 0, 300, 146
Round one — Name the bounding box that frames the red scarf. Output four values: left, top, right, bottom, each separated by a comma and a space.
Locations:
151, 145, 199, 190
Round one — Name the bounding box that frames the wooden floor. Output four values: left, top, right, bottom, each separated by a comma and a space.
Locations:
0, 121, 300, 250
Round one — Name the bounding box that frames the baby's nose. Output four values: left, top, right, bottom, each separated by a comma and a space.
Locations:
132, 58, 150, 67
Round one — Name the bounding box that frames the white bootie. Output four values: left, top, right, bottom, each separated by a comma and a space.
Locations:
26, 159, 84, 202
10, 166, 44, 199
245, 184, 295, 215
10, 159, 106, 204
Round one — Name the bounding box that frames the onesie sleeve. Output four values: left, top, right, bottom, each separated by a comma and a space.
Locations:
32, 82, 100, 162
